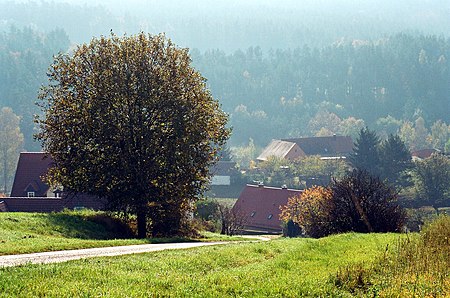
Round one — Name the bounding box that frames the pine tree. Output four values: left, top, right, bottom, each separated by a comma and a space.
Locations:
349, 127, 380, 176
379, 134, 412, 187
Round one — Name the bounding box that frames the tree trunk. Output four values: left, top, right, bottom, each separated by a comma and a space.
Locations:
350, 193, 373, 232
137, 210, 147, 239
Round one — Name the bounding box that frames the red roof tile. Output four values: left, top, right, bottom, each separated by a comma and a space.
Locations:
411, 149, 439, 159
282, 135, 353, 156
10, 152, 54, 197
232, 184, 303, 233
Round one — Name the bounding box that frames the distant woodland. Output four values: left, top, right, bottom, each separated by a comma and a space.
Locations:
0, 0, 449, 151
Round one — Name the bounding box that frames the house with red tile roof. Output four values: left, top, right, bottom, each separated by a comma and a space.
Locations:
282, 135, 353, 158
3, 152, 104, 212
232, 184, 303, 233
10, 152, 56, 198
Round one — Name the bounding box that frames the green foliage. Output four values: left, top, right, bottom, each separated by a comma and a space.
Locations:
351, 128, 413, 189
281, 170, 407, 238
280, 186, 335, 238
349, 127, 380, 176
36, 32, 230, 238
244, 155, 349, 189
330, 170, 407, 234
0, 233, 400, 297
231, 138, 259, 169
0, 107, 24, 193
429, 120, 449, 150
195, 199, 220, 221
0, 26, 70, 151
334, 215, 450, 297
378, 134, 412, 187
194, 34, 450, 147
413, 153, 450, 208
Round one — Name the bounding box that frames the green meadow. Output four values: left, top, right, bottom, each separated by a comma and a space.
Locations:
0, 211, 448, 297
0, 210, 248, 255
0, 233, 397, 297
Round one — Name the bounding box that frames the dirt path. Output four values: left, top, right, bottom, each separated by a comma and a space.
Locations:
0, 242, 229, 268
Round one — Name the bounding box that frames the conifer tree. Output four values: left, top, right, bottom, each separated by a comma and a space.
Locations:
349, 127, 380, 176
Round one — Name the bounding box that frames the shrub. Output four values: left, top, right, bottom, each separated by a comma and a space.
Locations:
280, 186, 334, 238
195, 199, 220, 221
280, 170, 407, 238
330, 170, 407, 234
282, 220, 302, 237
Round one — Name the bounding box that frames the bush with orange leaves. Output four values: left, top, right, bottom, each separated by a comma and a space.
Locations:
280, 186, 335, 238
281, 170, 407, 238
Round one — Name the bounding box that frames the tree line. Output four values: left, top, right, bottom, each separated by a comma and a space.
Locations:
192, 34, 449, 147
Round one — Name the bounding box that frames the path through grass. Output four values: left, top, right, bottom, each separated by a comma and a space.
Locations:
0, 211, 249, 255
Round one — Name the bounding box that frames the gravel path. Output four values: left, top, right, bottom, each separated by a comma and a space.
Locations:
0, 242, 228, 268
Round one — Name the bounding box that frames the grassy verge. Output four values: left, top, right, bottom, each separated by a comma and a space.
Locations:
334, 215, 450, 297
0, 233, 399, 297
0, 210, 251, 255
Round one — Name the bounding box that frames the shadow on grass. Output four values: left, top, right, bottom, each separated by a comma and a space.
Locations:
44, 210, 203, 243
45, 211, 135, 240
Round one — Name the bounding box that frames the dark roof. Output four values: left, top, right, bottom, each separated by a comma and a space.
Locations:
282, 135, 353, 156
411, 149, 439, 159
10, 152, 54, 197
232, 184, 302, 233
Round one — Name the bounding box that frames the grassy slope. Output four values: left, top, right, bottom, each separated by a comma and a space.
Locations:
0, 211, 249, 255
0, 233, 400, 297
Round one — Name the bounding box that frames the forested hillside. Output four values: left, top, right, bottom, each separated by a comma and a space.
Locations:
0, 27, 70, 150
192, 34, 450, 147
0, 0, 449, 151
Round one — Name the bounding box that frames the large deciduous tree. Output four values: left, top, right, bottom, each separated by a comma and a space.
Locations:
0, 107, 24, 194
36, 33, 230, 238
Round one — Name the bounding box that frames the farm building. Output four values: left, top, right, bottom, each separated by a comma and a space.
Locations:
232, 184, 302, 233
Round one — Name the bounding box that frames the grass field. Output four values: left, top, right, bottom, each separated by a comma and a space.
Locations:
1, 211, 447, 297
0, 232, 399, 297
0, 210, 250, 255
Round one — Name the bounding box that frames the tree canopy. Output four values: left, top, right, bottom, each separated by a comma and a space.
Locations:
36, 33, 230, 238
413, 154, 450, 210
349, 127, 380, 176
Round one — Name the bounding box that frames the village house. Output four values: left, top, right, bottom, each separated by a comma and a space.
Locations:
1, 152, 103, 212
257, 140, 305, 162
232, 184, 303, 234
282, 135, 353, 158
257, 135, 353, 162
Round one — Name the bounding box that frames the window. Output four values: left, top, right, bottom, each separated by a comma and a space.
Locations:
250, 211, 256, 217
267, 214, 273, 219
27, 192, 35, 197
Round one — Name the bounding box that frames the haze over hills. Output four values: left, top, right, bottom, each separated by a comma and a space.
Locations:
0, 0, 449, 151
1, 0, 449, 51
